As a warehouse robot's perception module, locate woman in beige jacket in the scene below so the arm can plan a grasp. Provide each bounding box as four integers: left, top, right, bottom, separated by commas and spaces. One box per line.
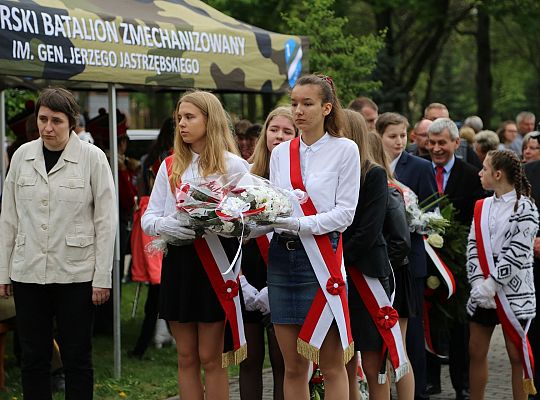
0, 87, 117, 400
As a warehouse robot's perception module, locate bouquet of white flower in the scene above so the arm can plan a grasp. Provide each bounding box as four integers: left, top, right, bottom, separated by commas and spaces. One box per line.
146, 173, 302, 255
399, 185, 449, 236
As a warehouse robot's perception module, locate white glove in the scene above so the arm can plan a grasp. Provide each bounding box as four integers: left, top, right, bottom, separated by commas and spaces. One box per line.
470, 277, 498, 308
239, 275, 259, 311
155, 215, 196, 240
254, 286, 270, 315
274, 217, 300, 233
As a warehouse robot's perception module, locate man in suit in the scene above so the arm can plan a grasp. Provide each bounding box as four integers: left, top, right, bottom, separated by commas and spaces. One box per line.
425, 118, 485, 400
524, 159, 540, 399
394, 142, 438, 400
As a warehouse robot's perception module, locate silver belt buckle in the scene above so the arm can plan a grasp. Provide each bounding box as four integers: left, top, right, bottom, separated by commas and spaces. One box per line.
285, 240, 296, 251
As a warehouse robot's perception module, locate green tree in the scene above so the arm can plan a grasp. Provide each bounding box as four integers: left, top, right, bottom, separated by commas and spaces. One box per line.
283, 0, 384, 104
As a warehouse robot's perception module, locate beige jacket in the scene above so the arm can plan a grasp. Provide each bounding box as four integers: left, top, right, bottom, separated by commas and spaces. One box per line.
0, 133, 117, 288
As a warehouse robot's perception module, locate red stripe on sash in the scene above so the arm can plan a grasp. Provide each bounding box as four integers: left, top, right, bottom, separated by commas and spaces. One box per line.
255, 236, 270, 267
194, 239, 241, 351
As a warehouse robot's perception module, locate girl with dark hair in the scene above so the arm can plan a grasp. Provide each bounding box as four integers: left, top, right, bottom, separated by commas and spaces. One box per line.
268, 75, 360, 399
468, 150, 538, 399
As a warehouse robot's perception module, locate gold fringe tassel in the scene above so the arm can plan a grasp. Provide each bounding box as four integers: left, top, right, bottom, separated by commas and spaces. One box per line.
297, 338, 320, 364
342, 341, 355, 364
221, 343, 247, 368
523, 378, 537, 395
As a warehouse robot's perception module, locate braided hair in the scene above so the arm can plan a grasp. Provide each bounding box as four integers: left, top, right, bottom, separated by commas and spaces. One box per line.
486, 149, 532, 211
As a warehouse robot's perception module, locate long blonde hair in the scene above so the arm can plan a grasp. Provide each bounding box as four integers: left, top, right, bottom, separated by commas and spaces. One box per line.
342, 109, 376, 184
250, 106, 297, 178
367, 131, 396, 184
169, 91, 239, 189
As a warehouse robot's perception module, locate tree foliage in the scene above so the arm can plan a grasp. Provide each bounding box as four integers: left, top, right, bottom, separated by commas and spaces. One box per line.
283, 0, 385, 104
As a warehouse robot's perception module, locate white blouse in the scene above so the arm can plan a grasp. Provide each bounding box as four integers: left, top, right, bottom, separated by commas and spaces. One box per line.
142, 151, 249, 236
269, 133, 360, 235
489, 189, 517, 258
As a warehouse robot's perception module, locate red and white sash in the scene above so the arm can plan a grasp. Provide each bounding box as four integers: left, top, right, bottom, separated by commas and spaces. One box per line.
282, 138, 354, 364
347, 268, 409, 382
423, 237, 456, 298
474, 198, 536, 395
255, 233, 273, 267
165, 156, 247, 366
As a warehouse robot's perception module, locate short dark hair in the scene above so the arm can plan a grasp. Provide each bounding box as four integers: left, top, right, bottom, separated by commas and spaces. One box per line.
375, 112, 409, 136
347, 96, 378, 113
35, 87, 80, 131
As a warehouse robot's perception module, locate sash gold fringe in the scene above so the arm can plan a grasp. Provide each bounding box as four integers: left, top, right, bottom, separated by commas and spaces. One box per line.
343, 341, 355, 364
523, 378, 537, 395
394, 363, 410, 382
221, 343, 247, 368
297, 338, 320, 364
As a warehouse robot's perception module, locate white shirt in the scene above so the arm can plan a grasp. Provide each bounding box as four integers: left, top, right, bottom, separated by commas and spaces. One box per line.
270, 133, 360, 235
489, 189, 517, 257
390, 153, 400, 173
142, 151, 249, 236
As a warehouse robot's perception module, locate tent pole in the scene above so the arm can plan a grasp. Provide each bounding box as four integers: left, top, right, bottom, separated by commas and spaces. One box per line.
108, 83, 122, 379
0, 90, 5, 192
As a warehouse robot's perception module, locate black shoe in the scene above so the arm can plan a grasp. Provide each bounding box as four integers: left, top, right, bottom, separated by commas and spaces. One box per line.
456, 389, 470, 400
425, 383, 441, 395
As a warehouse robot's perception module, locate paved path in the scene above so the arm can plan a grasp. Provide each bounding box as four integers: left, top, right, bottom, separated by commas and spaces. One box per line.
167, 326, 511, 399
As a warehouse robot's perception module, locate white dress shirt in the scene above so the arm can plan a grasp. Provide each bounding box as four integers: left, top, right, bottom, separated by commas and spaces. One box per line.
142, 151, 249, 236
489, 189, 517, 258
269, 133, 360, 235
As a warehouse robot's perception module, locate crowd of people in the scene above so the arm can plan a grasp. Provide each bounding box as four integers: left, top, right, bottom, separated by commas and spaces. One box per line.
0, 76, 538, 400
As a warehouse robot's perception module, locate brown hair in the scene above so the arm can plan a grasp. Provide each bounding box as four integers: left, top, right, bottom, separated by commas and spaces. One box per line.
35, 87, 80, 131
347, 96, 378, 113
486, 150, 532, 210
250, 106, 297, 178
375, 112, 409, 137
496, 120, 517, 145
342, 109, 375, 183
169, 91, 239, 190
293, 74, 345, 138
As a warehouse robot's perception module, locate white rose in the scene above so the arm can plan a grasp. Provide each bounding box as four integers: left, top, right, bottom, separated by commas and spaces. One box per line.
427, 233, 444, 248
426, 275, 441, 290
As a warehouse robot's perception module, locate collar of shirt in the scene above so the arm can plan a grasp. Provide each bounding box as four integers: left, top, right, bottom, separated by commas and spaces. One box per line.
390, 152, 401, 173
493, 189, 517, 203
432, 155, 455, 174
299, 132, 330, 152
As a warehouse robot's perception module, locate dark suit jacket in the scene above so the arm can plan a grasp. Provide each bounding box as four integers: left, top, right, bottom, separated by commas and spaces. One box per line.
343, 165, 391, 278
444, 158, 485, 225
395, 151, 438, 278
524, 160, 540, 242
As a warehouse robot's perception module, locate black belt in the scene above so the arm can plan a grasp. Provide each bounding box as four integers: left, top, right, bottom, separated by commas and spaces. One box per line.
276, 233, 303, 251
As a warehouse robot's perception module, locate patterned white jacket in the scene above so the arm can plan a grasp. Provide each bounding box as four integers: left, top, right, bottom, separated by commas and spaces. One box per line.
467, 196, 538, 320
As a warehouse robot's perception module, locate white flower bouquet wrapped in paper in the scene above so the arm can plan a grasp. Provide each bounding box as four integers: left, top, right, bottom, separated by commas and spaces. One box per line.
399, 184, 450, 236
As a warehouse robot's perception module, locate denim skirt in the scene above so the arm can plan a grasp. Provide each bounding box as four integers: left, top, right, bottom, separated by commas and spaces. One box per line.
268, 233, 339, 325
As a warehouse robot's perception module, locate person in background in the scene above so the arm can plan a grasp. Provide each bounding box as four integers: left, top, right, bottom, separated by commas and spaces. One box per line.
462, 116, 483, 134
522, 131, 540, 163
347, 96, 379, 131
129, 117, 176, 359
467, 150, 538, 400
459, 126, 476, 146
510, 111, 536, 156
473, 130, 499, 163
268, 75, 360, 399
239, 106, 297, 400
407, 119, 433, 157
74, 115, 94, 144
376, 112, 436, 400
424, 103, 449, 121
496, 121, 518, 151
235, 119, 259, 160
0, 87, 117, 400
142, 91, 249, 399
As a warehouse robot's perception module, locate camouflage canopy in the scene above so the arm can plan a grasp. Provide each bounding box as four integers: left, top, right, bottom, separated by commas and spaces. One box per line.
0, 0, 308, 92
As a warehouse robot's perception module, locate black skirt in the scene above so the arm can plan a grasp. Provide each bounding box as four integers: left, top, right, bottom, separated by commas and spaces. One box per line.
159, 237, 239, 323
393, 263, 419, 318
239, 239, 268, 324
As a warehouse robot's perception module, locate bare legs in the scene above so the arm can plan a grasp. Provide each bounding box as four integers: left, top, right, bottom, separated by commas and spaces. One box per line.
169, 321, 228, 400
274, 323, 349, 400
346, 351, 390, 400
395, 318, 414, 400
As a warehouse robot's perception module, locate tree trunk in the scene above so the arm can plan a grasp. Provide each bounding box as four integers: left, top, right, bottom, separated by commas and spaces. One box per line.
476, 6, 492, 127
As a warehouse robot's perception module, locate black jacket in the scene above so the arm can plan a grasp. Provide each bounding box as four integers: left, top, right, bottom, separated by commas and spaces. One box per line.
384, 185, 411, 268
343, 165, 392, 278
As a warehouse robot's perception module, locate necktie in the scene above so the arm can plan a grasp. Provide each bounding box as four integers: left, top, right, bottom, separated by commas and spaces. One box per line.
435, 165, 444, 194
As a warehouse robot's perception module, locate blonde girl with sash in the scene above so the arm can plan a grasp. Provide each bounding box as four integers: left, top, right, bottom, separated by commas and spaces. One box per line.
468, 149, 538, 400
142, 91, 249, 399
238, 106, 297, 400
268, 75, 360, 400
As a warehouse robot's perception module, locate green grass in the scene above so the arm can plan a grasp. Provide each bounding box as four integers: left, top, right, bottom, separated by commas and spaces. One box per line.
0, 282, 244, 400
